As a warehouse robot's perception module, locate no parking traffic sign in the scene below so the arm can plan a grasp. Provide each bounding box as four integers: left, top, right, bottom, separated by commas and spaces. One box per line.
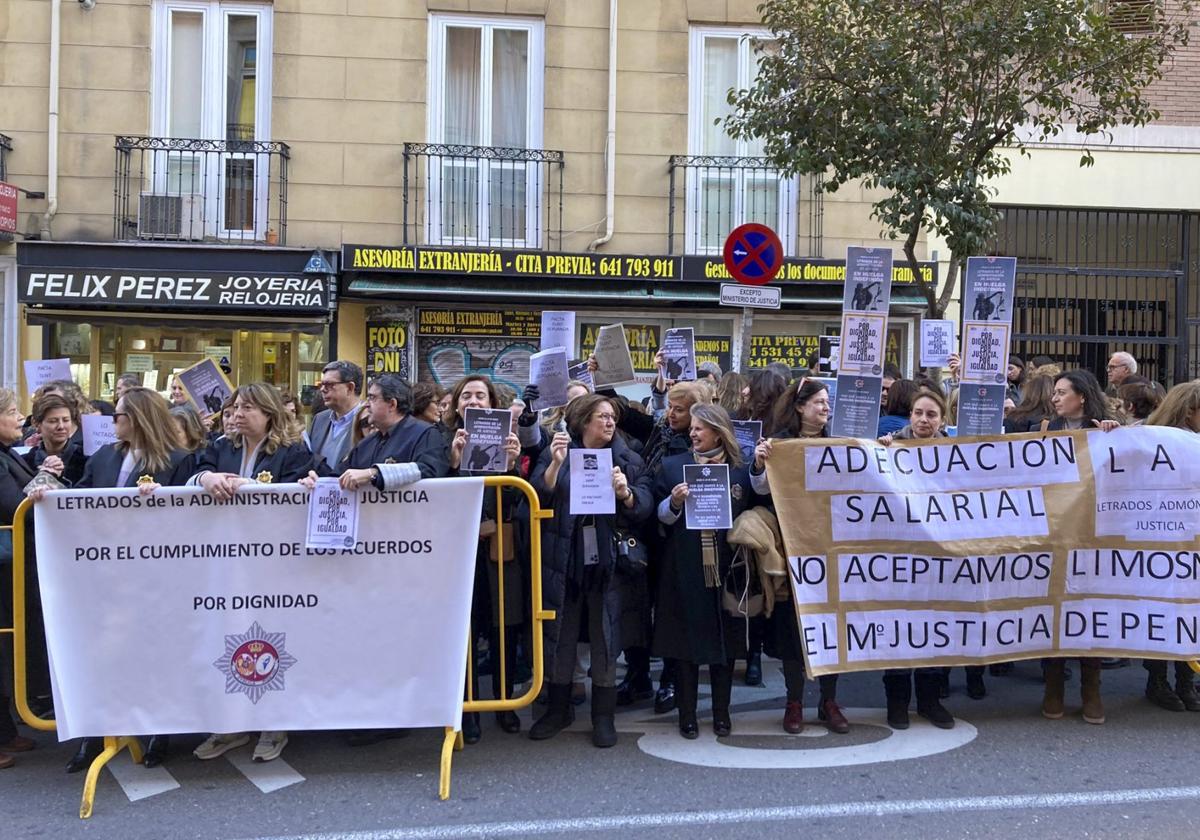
723, 223, 783, 286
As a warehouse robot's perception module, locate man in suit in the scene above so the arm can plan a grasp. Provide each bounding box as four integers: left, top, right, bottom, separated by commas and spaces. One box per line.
310, 360, 365, 473
335, 374, 449, 488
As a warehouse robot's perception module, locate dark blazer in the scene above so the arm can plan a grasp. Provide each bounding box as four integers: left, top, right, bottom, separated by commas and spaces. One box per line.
23, 432, 89, 486
310, 405, 362, 471
193, 436, 316, 484
0, 444, 37, 527
76, 443, 193, 489
341, 414, 449, 482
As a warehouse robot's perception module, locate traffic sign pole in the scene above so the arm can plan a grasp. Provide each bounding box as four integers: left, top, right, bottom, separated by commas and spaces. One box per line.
723, 224, 784, 373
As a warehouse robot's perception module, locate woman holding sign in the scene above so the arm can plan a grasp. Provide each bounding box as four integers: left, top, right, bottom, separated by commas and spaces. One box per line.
653, 404, 757, 739
1140, 381, 1200, 711
31, 387, 193, 771
1043, 369, 1121, 724
189, 383, 315, 765
877, 388, 964, 728
443, 375, 524, 742
530, 394, 653, 748
750, 378, 851, 735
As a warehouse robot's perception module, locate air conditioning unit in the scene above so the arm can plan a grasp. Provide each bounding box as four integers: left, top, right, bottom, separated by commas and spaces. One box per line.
137, 192, 206, 240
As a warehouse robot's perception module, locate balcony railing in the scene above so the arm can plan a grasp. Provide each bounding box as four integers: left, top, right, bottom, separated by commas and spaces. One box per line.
667, 155, 823, 257
0, 133, 12, 182
114, 135, 290, 245
402, 143, 564, 250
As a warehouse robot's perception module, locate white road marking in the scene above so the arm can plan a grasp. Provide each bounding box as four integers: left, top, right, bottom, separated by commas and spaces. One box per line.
635, 707, 978, 769
105, 758, 180, 802
225, 748, 306, 793
240, 785, 1200, 840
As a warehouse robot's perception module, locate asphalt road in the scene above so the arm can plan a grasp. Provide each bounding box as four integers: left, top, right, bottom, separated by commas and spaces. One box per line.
4, 659, 1200, 839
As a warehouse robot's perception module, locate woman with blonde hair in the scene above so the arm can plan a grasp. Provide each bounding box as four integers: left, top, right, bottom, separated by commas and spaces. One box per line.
653, 403, 758, 739
169, 405, 209, 456
349, 402, 375, 448
28, 386, 191, 772
189, 382, 315, 765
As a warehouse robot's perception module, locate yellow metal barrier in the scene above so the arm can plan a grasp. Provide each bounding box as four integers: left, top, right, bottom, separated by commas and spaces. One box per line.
5, 481, 551, 813
440, 474, 554, 800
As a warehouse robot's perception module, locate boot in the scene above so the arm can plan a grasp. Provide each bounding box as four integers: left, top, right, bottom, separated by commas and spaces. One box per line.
965, 666, 986, 700
1080, 659, 1105, 724
710, 664, 733, 736
143, 735, 170, 768
491, 630, 521, 733
616, 647, 654, 706
1042, 659, 1065, 719
654, 659, 677, 714
1146, 670, 1185, 712
529, 683, 575, 740
915, 670, 954, 729
883, 673, 912, 730
590, 686, 618, 748
744, 651, 762, 687
675, 663, 699, 739
1177, 669, 1200, 712
65, 738, 102, 774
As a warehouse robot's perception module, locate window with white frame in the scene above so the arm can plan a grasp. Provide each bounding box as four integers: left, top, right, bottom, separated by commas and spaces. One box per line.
687, 27, 796, 255
427, 14, 546, 247
150, 1, 273, 238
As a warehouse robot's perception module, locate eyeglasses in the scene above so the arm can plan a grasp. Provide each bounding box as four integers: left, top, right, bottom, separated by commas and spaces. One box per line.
113, 412, 128, 419
1106, 363, 1128, 371
317, 379, 348, 391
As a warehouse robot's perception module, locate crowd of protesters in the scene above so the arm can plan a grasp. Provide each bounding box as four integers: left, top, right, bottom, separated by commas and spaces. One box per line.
0, 344, 1198, 772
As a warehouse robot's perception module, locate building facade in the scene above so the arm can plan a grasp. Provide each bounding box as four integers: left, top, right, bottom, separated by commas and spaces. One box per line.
2, 0, 935, 408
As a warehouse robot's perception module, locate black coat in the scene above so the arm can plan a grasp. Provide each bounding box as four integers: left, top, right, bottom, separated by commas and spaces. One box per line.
23, 433, 89, 486
342, 414, 450, 481
532, 433, 653, 662
76, 444, 193, 489
651, 452, 756, 665
194, 436, 315, 484
0, 444, 37, 528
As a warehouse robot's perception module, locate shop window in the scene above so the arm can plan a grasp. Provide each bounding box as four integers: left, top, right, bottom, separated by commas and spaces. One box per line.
687, 28, 797, 254
427, 14, 546, 248
151, 1, 273, 238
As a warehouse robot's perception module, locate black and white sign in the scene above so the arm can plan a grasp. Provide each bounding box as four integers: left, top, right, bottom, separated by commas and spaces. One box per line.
829, 375, 883, 439
177, 358, 234, 420
660, 328, 697, 382
81, 414, 118, 457
920, 319, 956, 368
305, 478, 360, 550
461, 408, 512, 473
540, 311, 575, 352
591, 324, 637, 388
18, 270, 331, 312
719, 283, 781, 309
683, 463, 733, 530
529, 347, 571, 410
570, 448, 615, 515
732, 420, 762, 461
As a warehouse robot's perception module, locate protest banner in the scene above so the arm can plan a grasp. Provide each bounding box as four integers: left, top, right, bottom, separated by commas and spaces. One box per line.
33, 480, 484, 738
958, 257, 1017, 435
660, 328, 697, 381
24, 358, 72, 397
832, 247, 893, 438
461, 407, 512, 473
80, 414, 118, 456
764, 428, 1200, 676
529, 347, 571, 410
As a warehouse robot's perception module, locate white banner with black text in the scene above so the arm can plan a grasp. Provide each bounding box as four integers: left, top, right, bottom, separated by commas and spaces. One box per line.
34, 481, 484, 739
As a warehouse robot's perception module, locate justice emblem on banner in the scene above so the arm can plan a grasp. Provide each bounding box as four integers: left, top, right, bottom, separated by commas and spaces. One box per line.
215, 622, 298, 704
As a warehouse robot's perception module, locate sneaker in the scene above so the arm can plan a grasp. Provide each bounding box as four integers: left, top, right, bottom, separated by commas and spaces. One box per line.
252, 731, 289, 762
193, 733, 250, 760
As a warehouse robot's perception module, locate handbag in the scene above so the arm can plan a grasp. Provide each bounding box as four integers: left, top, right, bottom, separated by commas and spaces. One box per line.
722, 546, 765, 619
612, 529, 648, 576
488, 523, 516, 563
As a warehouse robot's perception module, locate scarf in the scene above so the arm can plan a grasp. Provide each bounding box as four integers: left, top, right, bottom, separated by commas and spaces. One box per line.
695, 446, 727, 588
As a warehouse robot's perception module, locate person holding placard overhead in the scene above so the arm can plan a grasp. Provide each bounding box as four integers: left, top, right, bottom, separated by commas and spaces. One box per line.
1043, 369, 1121, 725
653, 403, 758, 739
750, 378, 851, 735
442, 375, 524, 743
529, 394, 653, 748
27, 386, 192, 772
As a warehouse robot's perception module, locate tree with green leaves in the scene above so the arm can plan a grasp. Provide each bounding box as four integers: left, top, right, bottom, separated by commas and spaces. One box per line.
726, 0, 1192, 325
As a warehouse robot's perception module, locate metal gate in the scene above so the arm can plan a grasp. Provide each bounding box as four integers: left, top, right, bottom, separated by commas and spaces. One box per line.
989, 205, 1195, 384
